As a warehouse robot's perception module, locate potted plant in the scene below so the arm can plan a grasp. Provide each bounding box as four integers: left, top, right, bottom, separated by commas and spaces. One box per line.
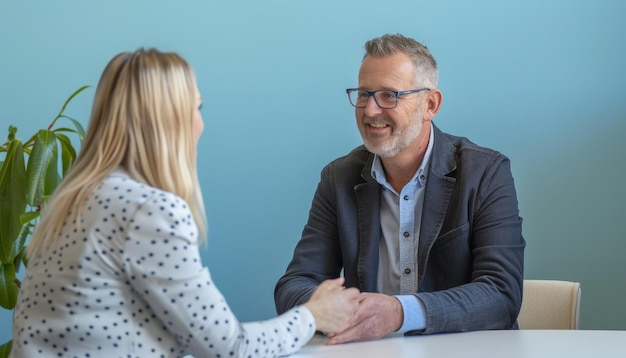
0, 85, 90, 356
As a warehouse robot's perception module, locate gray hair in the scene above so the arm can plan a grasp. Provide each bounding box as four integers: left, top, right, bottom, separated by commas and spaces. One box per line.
363, 33, 438, 88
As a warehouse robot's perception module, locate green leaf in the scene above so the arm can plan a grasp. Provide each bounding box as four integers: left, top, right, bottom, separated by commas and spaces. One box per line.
18, 211, 39, 227
13, 215, 35, 262
44, 142, 60, 197
7, 126, 17, 142
12, 242, 27, 278
56, 132, 77, 175
0, 263, 18, 309
49, 127, 76, 134
25, 130, 58, 206
56, 116, 86, 143
0, 139, 26, 263
0, 339, 12, 358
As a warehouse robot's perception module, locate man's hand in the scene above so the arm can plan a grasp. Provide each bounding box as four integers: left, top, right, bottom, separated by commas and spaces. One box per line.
326, 292, 403, 345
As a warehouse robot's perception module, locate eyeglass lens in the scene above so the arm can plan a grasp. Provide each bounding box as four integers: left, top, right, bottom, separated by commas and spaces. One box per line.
349, 90, 399, 109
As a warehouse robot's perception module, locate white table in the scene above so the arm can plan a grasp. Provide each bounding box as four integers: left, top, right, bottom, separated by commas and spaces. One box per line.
290, 330, 626, 358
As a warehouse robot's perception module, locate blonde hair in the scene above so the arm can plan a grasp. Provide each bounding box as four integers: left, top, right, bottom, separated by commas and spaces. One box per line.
28, 48, 207, 257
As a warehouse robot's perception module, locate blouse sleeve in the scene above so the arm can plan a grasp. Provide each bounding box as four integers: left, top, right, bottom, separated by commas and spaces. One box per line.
123, 191, 316, 357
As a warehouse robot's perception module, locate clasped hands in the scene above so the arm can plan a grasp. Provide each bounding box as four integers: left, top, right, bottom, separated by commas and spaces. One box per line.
305, 278, 403, 345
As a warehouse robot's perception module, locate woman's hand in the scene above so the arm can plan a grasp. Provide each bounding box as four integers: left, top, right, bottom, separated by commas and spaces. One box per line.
304, 277, 360, 334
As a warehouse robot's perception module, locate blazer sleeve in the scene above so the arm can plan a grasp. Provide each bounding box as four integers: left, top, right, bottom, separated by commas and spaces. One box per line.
274, 162, 345, 315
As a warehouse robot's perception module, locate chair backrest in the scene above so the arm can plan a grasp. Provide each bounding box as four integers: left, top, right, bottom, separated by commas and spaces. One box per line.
517, 279, 581, 329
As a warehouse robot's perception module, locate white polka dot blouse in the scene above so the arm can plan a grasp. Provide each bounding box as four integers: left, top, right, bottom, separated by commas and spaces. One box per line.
11, 169, 315, 358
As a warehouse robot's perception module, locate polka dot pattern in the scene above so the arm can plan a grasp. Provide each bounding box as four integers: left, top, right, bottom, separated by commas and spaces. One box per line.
11, 169, 315, 357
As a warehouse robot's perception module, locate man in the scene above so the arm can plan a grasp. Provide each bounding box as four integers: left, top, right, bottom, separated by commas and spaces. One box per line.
274, 33, 525, 344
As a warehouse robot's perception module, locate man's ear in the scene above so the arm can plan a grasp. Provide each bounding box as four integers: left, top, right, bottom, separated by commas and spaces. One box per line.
424, 89, 443, 121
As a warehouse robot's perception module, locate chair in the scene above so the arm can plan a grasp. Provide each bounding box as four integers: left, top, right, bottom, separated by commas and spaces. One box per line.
517, 279, 581, 329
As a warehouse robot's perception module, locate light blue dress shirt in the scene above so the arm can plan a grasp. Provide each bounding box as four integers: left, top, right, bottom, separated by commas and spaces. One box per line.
371, 123, 434, 333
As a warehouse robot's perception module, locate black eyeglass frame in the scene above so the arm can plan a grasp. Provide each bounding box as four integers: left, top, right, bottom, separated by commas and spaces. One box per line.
345, 88, 431, 109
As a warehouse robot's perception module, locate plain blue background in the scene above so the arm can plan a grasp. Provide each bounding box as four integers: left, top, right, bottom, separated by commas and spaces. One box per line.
1, 0, 625, 344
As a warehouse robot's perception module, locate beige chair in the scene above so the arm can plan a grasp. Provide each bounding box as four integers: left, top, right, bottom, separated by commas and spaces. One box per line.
517, 279, 581, 329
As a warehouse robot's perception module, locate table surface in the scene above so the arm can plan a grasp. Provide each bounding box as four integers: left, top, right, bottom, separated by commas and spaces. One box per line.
289, 330, 626, 358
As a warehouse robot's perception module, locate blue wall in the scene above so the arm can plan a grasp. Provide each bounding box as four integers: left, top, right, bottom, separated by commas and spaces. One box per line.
1, 0, 625, 343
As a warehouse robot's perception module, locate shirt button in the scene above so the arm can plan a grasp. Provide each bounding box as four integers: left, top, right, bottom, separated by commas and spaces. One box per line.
403, 231, 410, 238
403, 195, 409, 200
404, 268, 412, 275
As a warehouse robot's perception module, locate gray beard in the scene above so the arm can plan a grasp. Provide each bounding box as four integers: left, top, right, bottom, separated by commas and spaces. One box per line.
362, 114, 423, 158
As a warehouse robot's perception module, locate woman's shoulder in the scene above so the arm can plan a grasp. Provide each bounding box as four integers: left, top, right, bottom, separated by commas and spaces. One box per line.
96, 169, 185, 212
97, 170, 198, 239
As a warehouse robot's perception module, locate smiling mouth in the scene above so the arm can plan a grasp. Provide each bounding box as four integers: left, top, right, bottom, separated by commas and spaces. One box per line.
368, 122, 388, 128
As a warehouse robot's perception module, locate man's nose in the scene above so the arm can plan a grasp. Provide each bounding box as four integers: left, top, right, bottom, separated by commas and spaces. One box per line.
363, 95, 383, 116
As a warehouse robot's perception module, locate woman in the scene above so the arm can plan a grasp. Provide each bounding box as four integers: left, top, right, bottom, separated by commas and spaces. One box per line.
10, 48, 359, 358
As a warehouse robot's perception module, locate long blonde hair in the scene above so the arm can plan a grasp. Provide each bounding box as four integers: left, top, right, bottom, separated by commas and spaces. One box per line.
28, 48, 207, 257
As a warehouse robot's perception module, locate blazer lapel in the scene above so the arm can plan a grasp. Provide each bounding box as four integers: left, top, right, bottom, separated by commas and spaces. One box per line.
354, 154, 381, 292
418, 125, 457, 282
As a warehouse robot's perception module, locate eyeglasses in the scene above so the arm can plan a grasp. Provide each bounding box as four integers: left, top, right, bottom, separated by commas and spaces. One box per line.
346, 88, 430, 109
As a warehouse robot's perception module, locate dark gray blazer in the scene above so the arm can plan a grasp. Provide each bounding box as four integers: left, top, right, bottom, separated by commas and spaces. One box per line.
275, 123, 525, 334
